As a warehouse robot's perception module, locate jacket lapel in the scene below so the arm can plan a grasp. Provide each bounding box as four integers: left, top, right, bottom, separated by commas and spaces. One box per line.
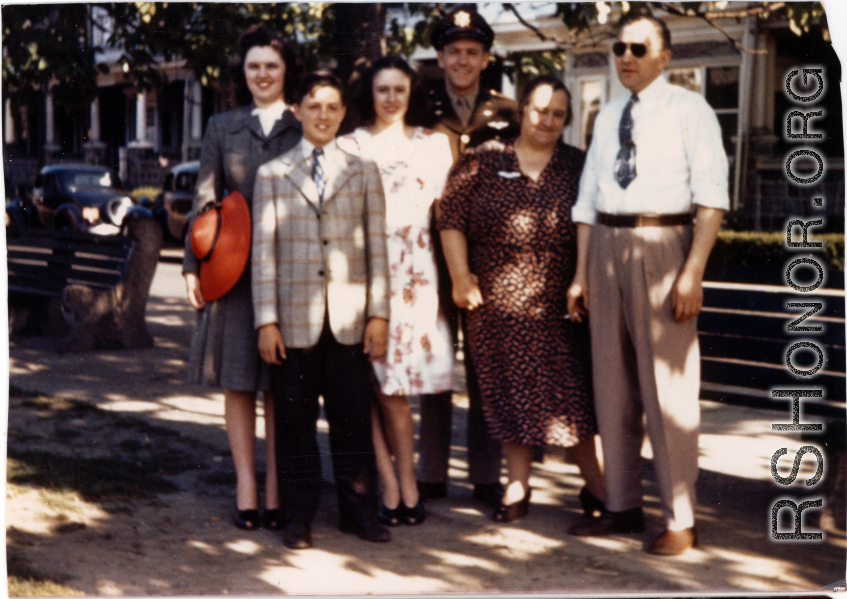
266, 110, 300, 141
321, 147, 355, 208
283, 142, 321, 213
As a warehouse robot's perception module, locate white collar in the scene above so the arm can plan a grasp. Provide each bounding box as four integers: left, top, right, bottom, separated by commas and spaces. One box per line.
632, 75, 668, 104
251, 100, 286, 136
302, 138, 338, 163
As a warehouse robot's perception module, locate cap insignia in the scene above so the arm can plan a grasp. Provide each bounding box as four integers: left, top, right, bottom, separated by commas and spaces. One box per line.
454, 11, 471, 27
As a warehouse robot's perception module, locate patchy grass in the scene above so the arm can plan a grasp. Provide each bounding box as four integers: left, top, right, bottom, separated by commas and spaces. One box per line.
7, 450, 179, 502
7, 554, 83, 597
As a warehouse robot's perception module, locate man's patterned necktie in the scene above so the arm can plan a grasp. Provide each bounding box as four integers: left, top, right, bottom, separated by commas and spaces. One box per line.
614, 94, 639, 189
312, 147, 326, 205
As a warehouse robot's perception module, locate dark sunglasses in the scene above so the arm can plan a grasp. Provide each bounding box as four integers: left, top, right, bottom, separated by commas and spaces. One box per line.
612, 42, 648, 58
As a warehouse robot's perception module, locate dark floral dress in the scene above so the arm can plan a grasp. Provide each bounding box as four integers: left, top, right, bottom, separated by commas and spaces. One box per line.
438, 139, 596, 448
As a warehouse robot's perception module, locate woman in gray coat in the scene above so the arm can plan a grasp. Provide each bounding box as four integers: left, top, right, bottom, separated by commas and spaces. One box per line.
183, 26, 302, 531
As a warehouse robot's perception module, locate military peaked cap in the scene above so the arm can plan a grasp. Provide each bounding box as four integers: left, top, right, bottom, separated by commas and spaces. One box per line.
431, 8, 494, 51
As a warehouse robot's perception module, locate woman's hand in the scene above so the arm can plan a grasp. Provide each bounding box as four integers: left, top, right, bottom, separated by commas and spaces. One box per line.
566, 275, 589, 323
453, 272, 484, 310
258, 324, 286, 365
363, 318, 388, 360
184, 273, 206, 310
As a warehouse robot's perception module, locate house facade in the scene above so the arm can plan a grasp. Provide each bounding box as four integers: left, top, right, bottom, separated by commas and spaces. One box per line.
4, 4, 842, 231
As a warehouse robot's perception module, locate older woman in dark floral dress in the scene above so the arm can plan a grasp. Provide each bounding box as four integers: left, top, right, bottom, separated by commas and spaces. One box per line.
438, 76, 604, 523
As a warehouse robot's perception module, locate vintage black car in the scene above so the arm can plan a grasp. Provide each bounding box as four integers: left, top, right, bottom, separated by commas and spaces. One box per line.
160, 160, 199, 241
21, 164, 136, 235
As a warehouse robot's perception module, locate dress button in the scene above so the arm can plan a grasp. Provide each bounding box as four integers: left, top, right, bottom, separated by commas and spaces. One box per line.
460, 134, 470, 144
318, 270, 325, 276
262, 142, 269, 151
323, 239, 329, 245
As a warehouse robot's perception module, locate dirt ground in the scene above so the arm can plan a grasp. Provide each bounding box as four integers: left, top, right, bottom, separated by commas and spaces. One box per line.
5, 258, 847, 596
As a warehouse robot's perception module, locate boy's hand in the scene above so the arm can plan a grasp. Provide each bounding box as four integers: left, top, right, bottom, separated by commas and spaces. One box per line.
363, 318, 388, 360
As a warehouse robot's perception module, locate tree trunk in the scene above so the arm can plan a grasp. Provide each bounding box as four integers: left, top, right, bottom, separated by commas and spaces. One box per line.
332, 2, 386, 133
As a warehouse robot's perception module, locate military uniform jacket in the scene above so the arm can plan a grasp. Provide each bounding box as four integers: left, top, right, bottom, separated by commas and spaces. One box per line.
251, 141, 390, 349
424, 80, 520, 163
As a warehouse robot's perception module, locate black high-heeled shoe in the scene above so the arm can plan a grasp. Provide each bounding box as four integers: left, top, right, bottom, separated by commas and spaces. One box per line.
402, 500, 426, 526
493, 489, 532, 523
234, 509, 260, 531
579, 487, 606, 518
377, 503, 404, 527
262, 509, 282, 531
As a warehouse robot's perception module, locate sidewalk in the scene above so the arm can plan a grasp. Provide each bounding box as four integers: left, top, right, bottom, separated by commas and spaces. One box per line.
6, 260, 846, 596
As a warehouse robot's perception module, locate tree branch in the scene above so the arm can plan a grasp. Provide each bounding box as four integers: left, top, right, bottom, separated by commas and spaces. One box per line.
503, 3, 573, 48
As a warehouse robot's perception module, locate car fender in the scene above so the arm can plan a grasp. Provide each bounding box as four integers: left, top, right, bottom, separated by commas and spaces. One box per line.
55, 203, 84, 231
5, 199, 32, 231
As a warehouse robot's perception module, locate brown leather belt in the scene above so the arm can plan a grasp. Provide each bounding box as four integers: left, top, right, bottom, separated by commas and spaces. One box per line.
596, 211, 693, 228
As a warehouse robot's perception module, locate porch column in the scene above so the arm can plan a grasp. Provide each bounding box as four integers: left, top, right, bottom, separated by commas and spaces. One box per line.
5, 98, 15, 145
84, 93, 108, 166
129, 91, 152, 147
90, 96, 101, 142
43, 85, 60, 157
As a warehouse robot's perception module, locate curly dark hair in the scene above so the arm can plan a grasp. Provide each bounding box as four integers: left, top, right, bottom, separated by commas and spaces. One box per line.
294, 71, 347, 106
355, 55, 430, 127
518, 75, 573, 127
232, 25, 302, 107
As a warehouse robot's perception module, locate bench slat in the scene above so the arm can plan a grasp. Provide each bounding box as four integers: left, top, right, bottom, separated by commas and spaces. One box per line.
8, 263, 124, 287
698, 311, 845, 347
701, 358, 846, 401
699, 333, 846, 373
703, 288, 845, 319
8, 250, 127, 273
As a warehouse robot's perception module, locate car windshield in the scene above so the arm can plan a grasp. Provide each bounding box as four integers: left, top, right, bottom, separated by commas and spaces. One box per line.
62, 171, 116, 192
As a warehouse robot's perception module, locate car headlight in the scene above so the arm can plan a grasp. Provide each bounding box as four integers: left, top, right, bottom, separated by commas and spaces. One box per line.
106, 197, 133, 225
82, 206, 100, 223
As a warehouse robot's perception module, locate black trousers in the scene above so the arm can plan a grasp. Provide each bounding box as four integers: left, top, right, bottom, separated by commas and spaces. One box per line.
270, 322, 379, 525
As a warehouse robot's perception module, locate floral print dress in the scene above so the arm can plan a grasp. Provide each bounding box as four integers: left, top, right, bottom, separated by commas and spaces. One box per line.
342, 127, 455, 396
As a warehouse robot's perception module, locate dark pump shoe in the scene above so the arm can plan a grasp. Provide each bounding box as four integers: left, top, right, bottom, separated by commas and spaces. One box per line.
339, 518, 392, 543
234, 509, 260, 531
648, 527, 698, 555
417, 480, 447, 501
281, 522, 312, 549
473, 482, 505, 508
568, 507, 645, 536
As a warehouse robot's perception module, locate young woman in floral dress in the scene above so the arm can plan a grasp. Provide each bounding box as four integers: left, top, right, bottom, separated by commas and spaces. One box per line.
341, 55, 454, 526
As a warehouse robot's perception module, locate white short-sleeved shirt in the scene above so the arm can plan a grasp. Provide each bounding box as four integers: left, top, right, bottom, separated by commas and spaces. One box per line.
572, 75, 730, 225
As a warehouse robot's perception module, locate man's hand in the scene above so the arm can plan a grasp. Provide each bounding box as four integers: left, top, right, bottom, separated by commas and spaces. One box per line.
671, 206, 724, 322
452, 272, 484, 310
258, 324, 286, 364
363, 318, 388, 360
671, 267, 704, 322
184, 273, 206, 310
566, 275, 589, 323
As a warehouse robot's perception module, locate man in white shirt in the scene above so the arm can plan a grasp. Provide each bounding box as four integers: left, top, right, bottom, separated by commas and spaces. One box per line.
566, 14, 728, 556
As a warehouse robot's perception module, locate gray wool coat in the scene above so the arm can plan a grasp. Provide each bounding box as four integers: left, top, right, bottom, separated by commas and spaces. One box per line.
184, 106, 302, 392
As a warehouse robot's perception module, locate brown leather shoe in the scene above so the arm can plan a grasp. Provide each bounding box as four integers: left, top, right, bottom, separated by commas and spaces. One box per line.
281, 522, 312, 550
568, 507, 645, 536
647, 527, 698, 555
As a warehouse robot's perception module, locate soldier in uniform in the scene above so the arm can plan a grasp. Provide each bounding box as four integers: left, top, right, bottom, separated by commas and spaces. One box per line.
418, 7, 521, 508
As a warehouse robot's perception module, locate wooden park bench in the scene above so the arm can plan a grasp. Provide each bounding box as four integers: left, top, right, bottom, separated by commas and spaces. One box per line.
7, 214, 163, 352
699, 265, 845, 418
699, 265, 845, 530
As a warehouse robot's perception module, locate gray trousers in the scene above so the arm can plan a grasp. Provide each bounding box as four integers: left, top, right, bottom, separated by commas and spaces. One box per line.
417, 315, 502, 486
587, 223, 700, 531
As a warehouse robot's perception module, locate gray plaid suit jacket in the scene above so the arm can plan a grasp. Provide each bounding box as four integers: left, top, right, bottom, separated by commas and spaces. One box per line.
252, 141, 390, 348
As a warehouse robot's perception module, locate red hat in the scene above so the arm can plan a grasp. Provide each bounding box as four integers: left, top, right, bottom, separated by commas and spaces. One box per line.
190, 191, 251, 302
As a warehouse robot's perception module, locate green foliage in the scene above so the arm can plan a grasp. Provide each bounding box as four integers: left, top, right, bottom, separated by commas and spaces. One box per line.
1, 2, 833, 106
106, 3, 330, 92
709, 230, 844, 270
2, 4, 104, 111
